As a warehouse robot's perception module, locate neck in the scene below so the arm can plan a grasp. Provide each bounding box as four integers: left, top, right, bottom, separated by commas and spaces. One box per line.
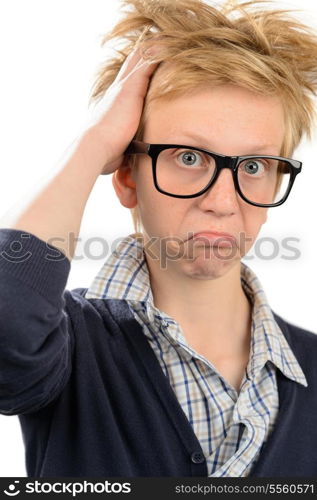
145, 254, 252, 357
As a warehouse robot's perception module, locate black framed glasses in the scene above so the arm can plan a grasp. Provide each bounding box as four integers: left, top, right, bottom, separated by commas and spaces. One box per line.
124, 140, 302, 207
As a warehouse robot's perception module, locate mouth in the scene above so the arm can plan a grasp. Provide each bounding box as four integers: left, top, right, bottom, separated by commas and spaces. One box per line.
188, 231, 237, 247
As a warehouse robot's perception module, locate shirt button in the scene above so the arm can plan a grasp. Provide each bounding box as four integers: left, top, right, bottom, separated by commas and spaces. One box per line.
191, 451, 205, 464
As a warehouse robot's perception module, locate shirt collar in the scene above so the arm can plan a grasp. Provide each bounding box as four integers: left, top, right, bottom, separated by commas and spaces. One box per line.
86, 233, 152, 303
86, 232, 307, 388
240, 264, 307, 387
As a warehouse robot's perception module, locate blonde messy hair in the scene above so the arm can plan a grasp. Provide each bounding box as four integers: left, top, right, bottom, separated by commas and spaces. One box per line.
89, 0, 317, 233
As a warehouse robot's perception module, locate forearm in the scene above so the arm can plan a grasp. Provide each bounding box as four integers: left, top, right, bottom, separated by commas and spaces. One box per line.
0, 227, 72, 415
8, 127, 107, 261
2, 45, 159, 262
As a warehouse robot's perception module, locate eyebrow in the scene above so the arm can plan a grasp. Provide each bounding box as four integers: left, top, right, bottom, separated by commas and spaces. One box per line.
173, 131, 280, 155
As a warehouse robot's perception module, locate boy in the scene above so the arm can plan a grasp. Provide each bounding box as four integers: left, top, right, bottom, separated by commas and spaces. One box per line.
0, 0, 317, 477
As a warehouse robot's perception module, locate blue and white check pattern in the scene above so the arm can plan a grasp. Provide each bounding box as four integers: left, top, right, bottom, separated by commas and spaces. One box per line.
85, 233, 307, 477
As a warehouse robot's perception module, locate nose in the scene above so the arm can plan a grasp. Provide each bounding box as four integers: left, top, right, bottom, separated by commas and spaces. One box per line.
197, 167, 240, 214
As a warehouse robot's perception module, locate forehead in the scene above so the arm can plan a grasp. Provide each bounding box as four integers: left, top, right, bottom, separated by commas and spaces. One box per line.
143, 83, 285, 155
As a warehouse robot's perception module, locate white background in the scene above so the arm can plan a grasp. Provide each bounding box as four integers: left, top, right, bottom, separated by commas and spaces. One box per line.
0, 0, 316, 477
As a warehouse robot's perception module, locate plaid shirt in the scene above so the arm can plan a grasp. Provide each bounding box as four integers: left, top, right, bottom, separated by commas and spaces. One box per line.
86, 233, 307, 477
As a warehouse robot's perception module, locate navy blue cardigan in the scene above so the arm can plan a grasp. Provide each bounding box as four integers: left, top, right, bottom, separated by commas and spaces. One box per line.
0, 228, 316, 477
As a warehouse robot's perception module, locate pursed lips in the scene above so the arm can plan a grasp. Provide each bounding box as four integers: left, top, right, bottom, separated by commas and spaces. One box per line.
188, 231, 238, 247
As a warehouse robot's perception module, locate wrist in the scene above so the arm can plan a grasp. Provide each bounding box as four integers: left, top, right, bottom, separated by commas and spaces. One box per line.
76, 125, 114, 176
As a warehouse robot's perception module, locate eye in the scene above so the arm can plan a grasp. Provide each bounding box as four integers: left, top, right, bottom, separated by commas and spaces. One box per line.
240, 159, 267, 176
176, 150, 204, 167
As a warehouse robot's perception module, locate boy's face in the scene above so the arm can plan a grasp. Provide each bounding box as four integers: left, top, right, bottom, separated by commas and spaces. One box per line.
117, 83, 286, 279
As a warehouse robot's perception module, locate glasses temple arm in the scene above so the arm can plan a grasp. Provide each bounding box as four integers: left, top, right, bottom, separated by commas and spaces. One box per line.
124, 140, 149, 155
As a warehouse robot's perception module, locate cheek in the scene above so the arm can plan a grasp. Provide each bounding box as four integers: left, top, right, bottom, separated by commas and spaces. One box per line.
139, 194, 183, 238
133, 165, 165, 235
240, 207, 268, 254
134, 166, 185, 237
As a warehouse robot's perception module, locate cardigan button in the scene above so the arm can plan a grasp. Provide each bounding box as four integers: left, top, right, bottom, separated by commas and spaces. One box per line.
191, 451, 205, 464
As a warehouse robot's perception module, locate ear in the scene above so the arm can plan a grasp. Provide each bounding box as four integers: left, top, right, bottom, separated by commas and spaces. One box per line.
112, 158, 137, 209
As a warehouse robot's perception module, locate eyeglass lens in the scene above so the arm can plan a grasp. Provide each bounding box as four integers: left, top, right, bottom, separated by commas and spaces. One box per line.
155, 147, 292, 204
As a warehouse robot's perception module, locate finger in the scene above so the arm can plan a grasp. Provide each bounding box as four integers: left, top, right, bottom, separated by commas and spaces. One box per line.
115, 48, 143, 81
122, 57, 159, 83
116, 44, 162, 83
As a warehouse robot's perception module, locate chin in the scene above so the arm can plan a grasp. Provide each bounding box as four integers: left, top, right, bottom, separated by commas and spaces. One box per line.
181, 248, 239, 279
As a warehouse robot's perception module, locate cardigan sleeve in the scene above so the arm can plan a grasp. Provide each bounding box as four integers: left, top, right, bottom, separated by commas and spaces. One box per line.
0, 228, 73, 415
